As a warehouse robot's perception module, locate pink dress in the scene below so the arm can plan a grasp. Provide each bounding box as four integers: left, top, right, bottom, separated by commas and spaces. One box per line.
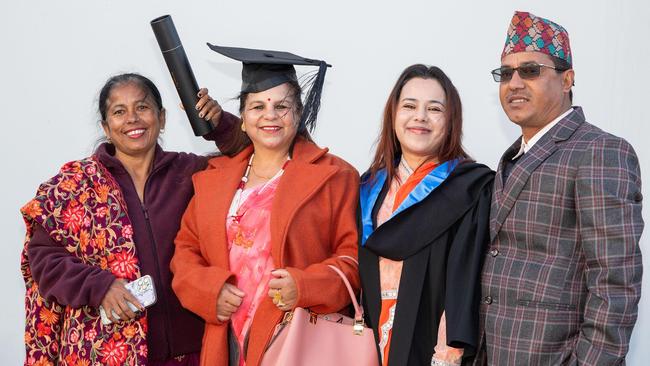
226, 173, 283, 366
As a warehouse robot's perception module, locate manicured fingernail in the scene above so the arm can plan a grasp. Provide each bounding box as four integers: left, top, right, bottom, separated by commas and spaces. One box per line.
199, 113, 204, 118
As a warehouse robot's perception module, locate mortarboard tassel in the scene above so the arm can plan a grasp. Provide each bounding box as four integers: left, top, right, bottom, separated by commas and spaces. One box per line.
299, 61, 328, 133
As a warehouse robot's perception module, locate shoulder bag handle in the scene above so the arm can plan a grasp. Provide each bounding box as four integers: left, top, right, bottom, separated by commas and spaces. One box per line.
327, 263, 363, 323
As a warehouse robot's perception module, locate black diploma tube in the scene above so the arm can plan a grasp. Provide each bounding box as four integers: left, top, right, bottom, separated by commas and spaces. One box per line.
151, 15, 213, 136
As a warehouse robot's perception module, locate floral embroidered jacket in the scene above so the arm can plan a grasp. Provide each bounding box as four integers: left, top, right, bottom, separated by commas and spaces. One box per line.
21, 157, 148, 366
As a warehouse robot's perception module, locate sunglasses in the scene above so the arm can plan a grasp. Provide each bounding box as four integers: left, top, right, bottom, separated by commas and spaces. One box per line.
491, 63, 566, 82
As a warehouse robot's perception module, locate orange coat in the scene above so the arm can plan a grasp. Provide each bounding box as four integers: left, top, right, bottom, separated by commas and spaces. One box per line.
171, 139, 361, 366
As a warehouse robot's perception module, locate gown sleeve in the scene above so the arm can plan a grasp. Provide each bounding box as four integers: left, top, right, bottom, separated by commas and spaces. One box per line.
432, 311, 463, 365
203, 111, 244, 156
443, 182, 492, 355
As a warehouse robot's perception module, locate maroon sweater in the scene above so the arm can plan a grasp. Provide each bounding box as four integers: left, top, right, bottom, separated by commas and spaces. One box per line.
28, 113, 238, 361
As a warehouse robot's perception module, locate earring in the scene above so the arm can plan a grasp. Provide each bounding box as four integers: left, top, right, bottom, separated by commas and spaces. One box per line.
106, 136, 112, 144
160, 128, 165, 134
241, 122, 246, 132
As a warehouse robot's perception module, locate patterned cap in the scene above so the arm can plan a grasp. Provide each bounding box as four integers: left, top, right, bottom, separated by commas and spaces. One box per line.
502, 11, 572, 66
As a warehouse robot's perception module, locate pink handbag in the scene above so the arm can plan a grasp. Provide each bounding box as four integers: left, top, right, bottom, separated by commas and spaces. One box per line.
260, 263, 379, 366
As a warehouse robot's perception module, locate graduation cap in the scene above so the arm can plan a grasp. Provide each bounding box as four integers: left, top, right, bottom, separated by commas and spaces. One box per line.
207, 43, 330, 133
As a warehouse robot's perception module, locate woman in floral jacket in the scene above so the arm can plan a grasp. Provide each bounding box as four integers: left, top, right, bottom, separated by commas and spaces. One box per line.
20, 73, 236, 365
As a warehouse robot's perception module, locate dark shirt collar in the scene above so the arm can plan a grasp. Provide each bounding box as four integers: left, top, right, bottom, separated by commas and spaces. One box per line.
94, 143, 173, 175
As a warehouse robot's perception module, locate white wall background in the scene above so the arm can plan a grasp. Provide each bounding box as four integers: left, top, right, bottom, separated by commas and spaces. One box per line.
1, 1, 648, 364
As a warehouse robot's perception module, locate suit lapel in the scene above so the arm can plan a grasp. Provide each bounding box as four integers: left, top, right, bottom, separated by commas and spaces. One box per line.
491, 138, 557, 240
491, 108, 586, 240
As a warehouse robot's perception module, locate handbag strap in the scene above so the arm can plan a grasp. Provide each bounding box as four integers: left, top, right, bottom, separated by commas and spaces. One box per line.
327, 264, 363, 322
337, 255, 365, 309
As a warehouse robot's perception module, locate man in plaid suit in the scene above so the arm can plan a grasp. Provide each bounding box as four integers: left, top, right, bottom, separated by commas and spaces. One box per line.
476, 11, 644, 365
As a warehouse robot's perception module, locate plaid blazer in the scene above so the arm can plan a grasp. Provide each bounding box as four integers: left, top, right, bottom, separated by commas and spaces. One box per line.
476, 107, 644, 365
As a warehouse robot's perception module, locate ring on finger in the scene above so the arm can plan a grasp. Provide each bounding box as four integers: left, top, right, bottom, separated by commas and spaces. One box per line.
111, 310, 121, 320
273, 289, 285, 307
272, 289, 281, 303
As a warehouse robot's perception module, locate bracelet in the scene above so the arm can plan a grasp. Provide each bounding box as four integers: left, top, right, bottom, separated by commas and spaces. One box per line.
431, 358, 460, 366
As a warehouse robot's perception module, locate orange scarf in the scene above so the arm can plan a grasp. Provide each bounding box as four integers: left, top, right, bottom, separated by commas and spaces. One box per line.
392, 160, 439, 212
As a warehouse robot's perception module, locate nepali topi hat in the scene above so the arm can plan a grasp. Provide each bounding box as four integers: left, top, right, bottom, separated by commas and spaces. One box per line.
501, 11, 572, 66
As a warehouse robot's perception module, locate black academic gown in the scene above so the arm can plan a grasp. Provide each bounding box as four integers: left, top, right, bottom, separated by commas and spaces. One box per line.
359, 162, 494, 366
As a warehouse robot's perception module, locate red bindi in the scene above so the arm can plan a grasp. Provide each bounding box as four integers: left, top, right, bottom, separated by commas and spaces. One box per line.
267, 98, 271, 101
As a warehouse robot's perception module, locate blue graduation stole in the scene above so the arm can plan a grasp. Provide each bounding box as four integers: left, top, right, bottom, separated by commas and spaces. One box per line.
359, 159, 459, 246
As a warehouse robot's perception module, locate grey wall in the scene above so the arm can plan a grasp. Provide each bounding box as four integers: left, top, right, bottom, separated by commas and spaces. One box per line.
1, 1, 648, 364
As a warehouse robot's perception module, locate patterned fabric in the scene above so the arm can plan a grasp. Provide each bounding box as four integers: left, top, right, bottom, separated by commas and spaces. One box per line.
150, 352, 200, 366
502, 11, 572, 65
226, 174, 283, 366
21, 157, 148, 366
477, 107, 644, 365
376, 164, 403, 365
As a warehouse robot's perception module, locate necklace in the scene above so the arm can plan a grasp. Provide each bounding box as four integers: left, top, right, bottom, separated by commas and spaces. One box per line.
227, 155, 253, 220
251, 154, 290, 180
251, 165, 275, 180
227, 153, 289, 249
227, 153, 290, 219
399, 157, 414, 177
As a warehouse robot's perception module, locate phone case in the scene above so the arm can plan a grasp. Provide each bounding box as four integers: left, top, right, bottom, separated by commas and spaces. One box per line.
100, 275, 157, 325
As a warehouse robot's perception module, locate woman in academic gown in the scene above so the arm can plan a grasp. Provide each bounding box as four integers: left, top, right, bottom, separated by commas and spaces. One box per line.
170, 45, 360, 366
358, 65, 494, 366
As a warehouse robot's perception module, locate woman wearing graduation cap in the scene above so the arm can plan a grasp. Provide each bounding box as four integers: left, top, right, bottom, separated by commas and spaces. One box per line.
358, 65, 494, 365
170, 45, 360, 366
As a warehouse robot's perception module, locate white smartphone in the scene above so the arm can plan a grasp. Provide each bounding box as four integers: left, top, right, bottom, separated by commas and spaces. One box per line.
99, 275, 157, 325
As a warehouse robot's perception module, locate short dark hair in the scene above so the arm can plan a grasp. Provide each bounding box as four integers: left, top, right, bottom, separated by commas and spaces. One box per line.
551, 56, 573, 102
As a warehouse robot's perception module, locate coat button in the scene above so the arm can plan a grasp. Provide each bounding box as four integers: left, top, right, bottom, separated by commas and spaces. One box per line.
483, 296, 493, 304
489, 249, 499, 257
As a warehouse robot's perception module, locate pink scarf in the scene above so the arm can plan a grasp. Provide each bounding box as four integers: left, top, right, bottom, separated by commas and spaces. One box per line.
226, 176, 281, 365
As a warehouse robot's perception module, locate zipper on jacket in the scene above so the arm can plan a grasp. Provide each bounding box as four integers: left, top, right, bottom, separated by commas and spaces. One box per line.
141, 200, 175, 359
115, 157, 176, 360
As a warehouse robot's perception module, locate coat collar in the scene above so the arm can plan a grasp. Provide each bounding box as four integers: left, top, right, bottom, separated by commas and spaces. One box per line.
94, 143, 174, 176
491, 106, 586, 240
206, 137, 329, 169
202, 138, 338, 267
